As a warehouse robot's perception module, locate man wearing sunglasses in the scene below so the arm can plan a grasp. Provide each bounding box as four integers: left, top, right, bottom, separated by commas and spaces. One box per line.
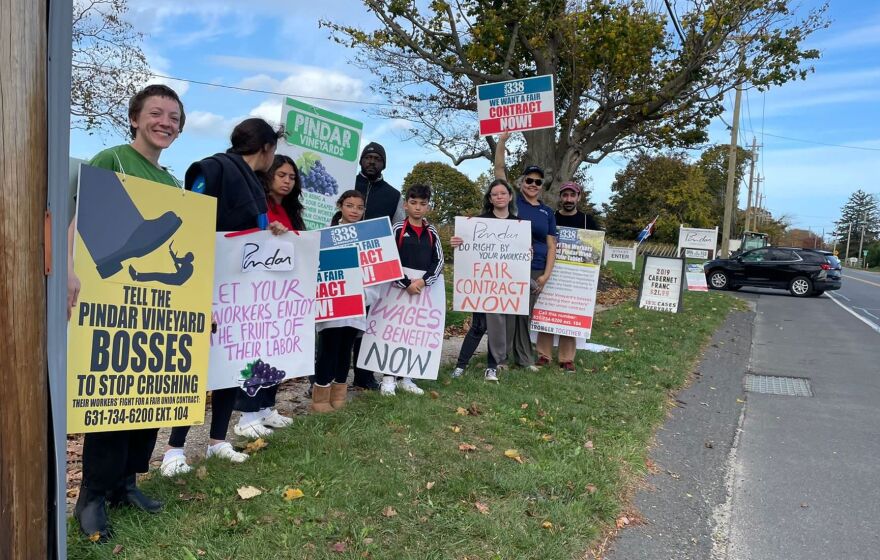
493, 132, 556, 370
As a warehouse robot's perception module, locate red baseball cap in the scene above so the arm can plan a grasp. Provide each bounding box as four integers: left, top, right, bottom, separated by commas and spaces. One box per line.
559, 182, 581, 194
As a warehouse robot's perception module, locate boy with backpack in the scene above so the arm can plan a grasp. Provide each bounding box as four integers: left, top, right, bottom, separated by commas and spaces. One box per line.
381, 184, 444, 395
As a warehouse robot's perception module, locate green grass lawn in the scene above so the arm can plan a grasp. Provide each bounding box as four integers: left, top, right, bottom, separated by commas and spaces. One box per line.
68, 291, 738, 560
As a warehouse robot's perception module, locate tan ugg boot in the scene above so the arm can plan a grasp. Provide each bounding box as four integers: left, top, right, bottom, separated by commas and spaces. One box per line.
330, 382, 348, 410
310, 384, 334, 413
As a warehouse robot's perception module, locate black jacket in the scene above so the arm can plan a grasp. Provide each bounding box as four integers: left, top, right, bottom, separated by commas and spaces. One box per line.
392, 219, 444, 288
186, 152, 268, 232
355, 173, 404, 223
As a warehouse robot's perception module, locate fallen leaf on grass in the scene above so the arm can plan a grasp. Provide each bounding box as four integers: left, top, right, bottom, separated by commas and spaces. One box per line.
450, 425, 461, 433
363, 537, 374, 545
584, 440, 595, 450
541, 434, 554, 442
651, 365, 661, 372
88, 532, 102, 543
195, 466, 208, 480
520, 403, 529, 409
504, 449, 524, 464
112, 544, 124, 554
455, 407, 468, 416
474, 501, 489, 514
542, 521, 553, 529
429, 390, 439, 399
382, 506, 398, 517
331, 541, 347, 553
244, 438, 268, 454
585, 484, 597, 494
196, 550, 206, 557
625, 328, 635, 335
426, 481, 435, 490
458, 443, 477, 452
282, 488, 304, 501
237, 485, 262, 500
468, 402, 482, 416
616, 516, 630, 528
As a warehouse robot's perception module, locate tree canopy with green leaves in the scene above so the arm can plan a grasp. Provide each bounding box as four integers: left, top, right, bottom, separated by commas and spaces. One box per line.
833, 190, 879, 259
323, 0, 827, 202
603, 152, 714, 242
402, 161, 482, 224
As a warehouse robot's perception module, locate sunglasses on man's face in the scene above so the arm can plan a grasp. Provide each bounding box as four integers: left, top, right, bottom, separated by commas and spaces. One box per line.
524, 177, 543, 187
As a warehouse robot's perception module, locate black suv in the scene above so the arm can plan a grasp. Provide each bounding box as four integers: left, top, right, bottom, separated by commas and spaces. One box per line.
704, 247, 841, 297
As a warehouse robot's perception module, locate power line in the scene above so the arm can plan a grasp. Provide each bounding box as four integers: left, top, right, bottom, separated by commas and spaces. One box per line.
760, 132, 880, 152
148, 72, 395, 107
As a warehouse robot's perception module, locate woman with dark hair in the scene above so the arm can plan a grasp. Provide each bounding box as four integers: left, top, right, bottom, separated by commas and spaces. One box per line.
449, 178, 519, 382
160, 118, 287, 477
262, 154, 305, 231
494, 132, 556, 370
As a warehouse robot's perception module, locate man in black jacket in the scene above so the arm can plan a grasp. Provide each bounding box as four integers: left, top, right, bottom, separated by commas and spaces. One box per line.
351, 142, 404, 389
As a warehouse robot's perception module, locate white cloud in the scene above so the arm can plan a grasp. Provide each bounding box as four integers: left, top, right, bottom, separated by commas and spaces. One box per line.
183, 110, 235, 137
248, 100, 284, 128
234, 67, 367, 104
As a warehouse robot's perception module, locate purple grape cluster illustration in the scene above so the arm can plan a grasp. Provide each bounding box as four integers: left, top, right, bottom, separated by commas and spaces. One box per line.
296, 152, 339, 196
240, 359, 286, 396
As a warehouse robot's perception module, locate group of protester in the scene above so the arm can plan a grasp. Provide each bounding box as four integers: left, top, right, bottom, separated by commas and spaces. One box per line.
67, 85, 599, 542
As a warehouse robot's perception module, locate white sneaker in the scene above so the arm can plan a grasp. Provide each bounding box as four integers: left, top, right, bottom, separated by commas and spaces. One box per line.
206, 442, 248, 463
261, 409, 293, 428
484, 368, 499, 382
451, 367, 464, 379
380, 379, 397, 396
233, 420, 274, 439
160, 454, 192, 477
397, 378, 424, 395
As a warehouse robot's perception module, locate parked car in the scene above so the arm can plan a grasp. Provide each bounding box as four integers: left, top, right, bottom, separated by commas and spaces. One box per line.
816, 250, 843, 284
703, 247, 841, 297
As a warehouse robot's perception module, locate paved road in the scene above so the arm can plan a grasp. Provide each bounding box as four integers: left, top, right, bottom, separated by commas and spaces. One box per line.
605, 285, 880, 560
829, 268, 880, 331
723, 287, 880, 559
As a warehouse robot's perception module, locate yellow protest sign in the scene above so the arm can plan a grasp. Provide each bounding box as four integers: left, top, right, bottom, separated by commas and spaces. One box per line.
67, 164, 216, 433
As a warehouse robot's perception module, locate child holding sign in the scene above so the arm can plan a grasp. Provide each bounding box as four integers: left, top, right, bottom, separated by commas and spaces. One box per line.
312, 190, 371, 411
450, 178, 518, 382
380, 184, 444, 396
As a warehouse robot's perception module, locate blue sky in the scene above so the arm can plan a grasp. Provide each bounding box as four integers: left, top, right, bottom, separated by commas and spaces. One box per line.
70, 0, 880, 239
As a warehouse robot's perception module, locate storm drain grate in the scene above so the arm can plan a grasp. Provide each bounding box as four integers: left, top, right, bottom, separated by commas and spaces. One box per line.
743, 374, 812, 397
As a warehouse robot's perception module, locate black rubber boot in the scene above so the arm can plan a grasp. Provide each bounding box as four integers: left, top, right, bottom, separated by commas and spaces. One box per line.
108, 474, 163, 514
77, 165, 182, 279
74, 486, 111, 542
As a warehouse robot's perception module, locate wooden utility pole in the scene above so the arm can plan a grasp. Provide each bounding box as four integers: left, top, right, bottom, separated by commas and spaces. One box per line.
745, 138, 758, 232
0, 0, 49, 558
720, 81, 744, 257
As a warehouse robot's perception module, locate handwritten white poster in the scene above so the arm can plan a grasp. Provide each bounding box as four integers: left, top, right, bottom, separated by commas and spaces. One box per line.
209, 230, 320, 391
452, 216, 531, 315
356, 268, 446, 380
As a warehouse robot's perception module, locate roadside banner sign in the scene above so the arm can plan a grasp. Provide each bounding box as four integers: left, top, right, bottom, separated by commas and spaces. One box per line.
677, 225, 719, 259
452, 216, 532, 315
356, 268, 446, 380
531, 227, 605, 339
477, 75, 555, 136
685, 263, 709, 292
603, 241, 637, 269
278, 97, 363, 230
208, 230, 320, 391
318, 217, 403, 286
637, 254, 686, 313
67, 164, 216, 433
315, 246, 365, 322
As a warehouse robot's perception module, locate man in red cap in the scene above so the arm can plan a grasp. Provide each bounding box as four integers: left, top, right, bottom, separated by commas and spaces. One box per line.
536, 181, 601, 371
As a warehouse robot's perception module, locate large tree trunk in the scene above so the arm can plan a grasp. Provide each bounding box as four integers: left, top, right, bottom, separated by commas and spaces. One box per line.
0, 0, 49, 557
522, 128, 581, 209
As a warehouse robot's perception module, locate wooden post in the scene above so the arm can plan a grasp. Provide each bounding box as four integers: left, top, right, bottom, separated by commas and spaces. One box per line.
0, 0, 49, 557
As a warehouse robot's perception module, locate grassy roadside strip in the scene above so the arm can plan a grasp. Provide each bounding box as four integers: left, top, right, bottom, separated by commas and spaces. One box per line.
68, 291, 737, 560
